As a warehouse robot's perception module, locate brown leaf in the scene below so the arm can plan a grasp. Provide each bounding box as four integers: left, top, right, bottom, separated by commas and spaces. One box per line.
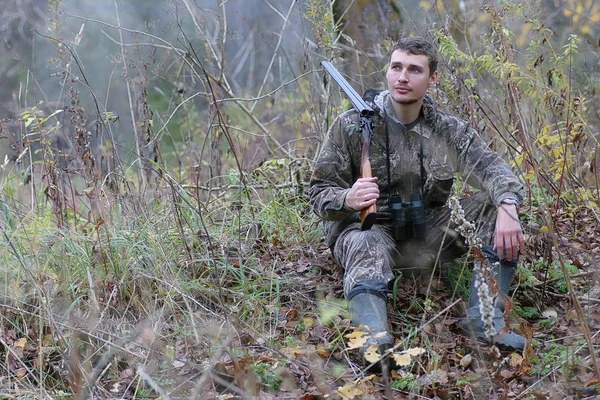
119, 368, 135, 379
297, 257, 311, 273
509, 353, 523, 369
585, 374, 600, 387
460, 354, 472, 368
14, 337, 26, 349
500, 369, 514, 379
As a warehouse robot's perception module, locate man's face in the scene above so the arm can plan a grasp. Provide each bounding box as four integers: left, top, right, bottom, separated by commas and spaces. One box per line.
386, 50, 437, 105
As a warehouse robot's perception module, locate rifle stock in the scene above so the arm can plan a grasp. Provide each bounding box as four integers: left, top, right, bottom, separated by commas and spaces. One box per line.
321, 61, 376, 230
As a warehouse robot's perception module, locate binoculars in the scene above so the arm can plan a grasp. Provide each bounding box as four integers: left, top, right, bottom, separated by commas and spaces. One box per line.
390, 193, 427, 242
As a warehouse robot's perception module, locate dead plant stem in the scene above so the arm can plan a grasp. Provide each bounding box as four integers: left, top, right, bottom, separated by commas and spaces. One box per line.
113, 0, 146, 190
250, 0, 296, 112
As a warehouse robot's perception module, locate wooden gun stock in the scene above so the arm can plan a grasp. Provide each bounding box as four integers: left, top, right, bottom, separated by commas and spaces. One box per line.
360, 133, 377, 230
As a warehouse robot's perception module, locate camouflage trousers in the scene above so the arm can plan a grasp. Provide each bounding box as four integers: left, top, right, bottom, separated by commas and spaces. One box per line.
332, 192, 500, 299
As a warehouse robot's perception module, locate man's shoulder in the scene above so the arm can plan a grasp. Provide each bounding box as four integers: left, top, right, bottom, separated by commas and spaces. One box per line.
333, 108, 361, 127
422, 103, 470, 132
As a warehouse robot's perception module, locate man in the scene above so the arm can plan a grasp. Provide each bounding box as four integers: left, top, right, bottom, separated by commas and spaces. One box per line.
310, 37, 526, 369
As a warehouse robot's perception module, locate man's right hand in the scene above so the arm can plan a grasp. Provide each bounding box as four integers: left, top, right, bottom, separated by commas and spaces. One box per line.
345, 177, 379, 210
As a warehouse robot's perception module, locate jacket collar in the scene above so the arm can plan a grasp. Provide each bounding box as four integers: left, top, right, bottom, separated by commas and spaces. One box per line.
371, 90, 437, 138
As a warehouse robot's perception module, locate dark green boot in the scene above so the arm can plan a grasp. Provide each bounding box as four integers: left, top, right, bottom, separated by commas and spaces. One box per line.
349, 293, 394, 371
460, 260, 526, 351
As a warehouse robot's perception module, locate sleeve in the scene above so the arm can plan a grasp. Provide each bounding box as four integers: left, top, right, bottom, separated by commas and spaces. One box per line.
451, 120, 524, 208
309, 112, 359, 221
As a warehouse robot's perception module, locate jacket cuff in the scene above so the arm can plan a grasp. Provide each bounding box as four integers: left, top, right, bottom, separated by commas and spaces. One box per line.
333, 189, 354, 212
495, 192, 521, 208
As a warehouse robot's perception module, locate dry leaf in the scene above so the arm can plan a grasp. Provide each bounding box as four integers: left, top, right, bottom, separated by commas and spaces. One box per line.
364, 343, 381, 363
393, 353, 412, 366
345, 330, 369, 349
119, 368, 135, 379
542, 309, 558, 319
509, 353, 523, 368
500, 369, 514, 379
316, 344, 331, 358
405, 348, 425, 356
14, 338, 26, 349
337, 382, 364, 399
460, 354, 472, 368
585, 374, 600, 387
392, 347, 425, 366
303, 317, 315, 328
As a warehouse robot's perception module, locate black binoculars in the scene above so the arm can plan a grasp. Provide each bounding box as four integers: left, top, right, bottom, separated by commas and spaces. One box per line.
390, 193, 427, 242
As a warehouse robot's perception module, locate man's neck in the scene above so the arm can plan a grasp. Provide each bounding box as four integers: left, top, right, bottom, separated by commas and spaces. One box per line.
391, 99, 423, 125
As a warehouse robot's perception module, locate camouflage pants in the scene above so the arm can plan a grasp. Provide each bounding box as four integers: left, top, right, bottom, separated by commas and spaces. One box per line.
332, 192, 499, 299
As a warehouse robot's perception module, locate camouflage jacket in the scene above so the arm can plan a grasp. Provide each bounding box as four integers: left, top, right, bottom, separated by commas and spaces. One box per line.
309, 90, 524, 247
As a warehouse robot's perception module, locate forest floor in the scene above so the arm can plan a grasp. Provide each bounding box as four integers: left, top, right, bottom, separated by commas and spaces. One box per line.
189, 203, 600, 400
2, 202, 600, 400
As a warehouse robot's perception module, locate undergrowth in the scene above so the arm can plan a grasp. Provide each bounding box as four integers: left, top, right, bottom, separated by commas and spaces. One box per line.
0, 0, 599, 399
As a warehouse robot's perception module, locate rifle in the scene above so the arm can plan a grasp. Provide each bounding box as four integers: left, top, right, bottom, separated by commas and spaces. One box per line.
321, 61, 376, 230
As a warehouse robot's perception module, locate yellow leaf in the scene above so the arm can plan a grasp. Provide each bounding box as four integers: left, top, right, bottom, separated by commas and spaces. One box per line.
316, 344, 331, 358
393, 353, 412, 366
525, 169, 535, 181
303, 317, 314, 329
404, 347, 426, 356
337, 382, 364, 399
346, 331, 369, 350
345, 328, 369, 339
14, 338, 27, 349
364, 343, 381, 363
539, 225, 550, 233
509, 353, 524, 368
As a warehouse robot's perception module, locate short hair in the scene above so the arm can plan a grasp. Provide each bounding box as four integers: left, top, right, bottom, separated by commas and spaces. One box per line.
388, 37, 438, 76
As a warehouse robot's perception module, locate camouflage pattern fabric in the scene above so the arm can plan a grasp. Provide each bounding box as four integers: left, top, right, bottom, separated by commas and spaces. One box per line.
309, 91, 524, 298
334, 191, 495, 298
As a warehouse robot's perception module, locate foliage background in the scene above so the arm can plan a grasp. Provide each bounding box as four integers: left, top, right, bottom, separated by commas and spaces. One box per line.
0, 0, 599, 398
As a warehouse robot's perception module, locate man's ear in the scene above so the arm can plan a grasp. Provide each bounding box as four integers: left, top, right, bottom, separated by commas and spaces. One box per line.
429, 71, 438, 87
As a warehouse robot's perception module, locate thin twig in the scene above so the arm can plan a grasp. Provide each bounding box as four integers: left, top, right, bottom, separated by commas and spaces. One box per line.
250, 0, 297, 112
113, 0, 145, 189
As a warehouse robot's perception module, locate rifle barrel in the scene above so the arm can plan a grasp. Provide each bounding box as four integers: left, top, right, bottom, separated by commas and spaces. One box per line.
321, 61, 374, 117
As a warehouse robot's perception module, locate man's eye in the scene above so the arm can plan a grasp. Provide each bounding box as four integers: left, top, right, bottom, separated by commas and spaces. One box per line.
410, 68, 420, 73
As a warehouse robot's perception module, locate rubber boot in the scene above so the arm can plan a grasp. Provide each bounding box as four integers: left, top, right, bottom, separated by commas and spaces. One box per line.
460, 260, 526, 351
349, 293, 394, 372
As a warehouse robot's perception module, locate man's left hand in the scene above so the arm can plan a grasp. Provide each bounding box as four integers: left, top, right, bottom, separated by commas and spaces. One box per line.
493, 203, 524, 261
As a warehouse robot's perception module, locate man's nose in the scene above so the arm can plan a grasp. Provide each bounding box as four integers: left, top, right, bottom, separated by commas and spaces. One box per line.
398, 69, 408, 82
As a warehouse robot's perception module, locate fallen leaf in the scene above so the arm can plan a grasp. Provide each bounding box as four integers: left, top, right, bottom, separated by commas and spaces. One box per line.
509, 353, 523, 368
542, 309, 558, 319
345, 329, 369, 349
316, 344, 331, 358
500, 369, 514, 379
119, 368, 135, 379
393, 353, 412, 366
585, 374, 600, 387
364, 343, 380, 363
337, 382, 364, 399
460, 354, 472, 368
303, 317, 315, 329
14, 338, 26, 349
405, 347, 425, 356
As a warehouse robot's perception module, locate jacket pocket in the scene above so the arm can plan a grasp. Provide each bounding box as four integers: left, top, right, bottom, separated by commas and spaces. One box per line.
424, 162, 454, 207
